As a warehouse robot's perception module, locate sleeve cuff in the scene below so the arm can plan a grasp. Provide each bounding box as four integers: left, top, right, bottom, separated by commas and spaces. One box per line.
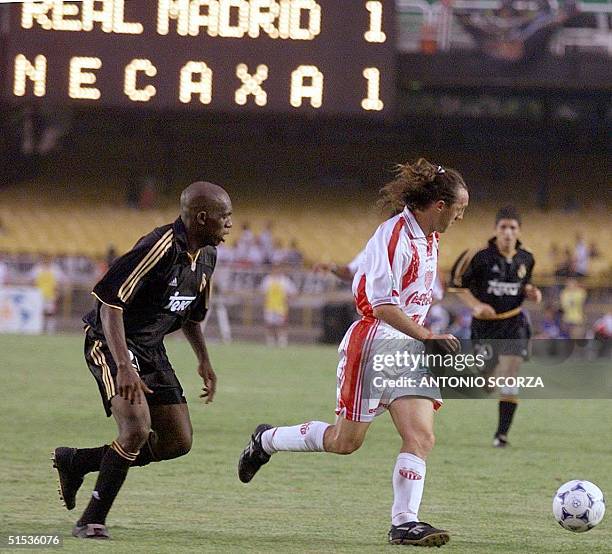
371, 297, 400, 308
91, 291, 124, 311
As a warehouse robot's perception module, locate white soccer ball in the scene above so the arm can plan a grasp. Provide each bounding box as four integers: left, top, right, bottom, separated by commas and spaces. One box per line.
552, 480, 606, 533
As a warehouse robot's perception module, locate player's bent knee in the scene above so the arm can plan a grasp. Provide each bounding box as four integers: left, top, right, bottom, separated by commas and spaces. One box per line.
120, 423, 151, 451
403, 431, 435, 457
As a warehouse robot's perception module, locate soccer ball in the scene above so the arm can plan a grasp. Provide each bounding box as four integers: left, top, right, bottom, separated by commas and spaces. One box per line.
552, 480, 606, 532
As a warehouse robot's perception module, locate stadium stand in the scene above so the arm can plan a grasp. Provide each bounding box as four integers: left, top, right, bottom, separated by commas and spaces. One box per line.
1, 182, 610, 278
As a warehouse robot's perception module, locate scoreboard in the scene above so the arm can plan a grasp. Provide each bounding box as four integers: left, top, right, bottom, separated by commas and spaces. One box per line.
2, 0, 396, 115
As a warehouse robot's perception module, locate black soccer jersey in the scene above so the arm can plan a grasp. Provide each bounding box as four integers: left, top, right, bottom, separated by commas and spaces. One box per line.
83, 217, 216, 347
449, 238, 535, 315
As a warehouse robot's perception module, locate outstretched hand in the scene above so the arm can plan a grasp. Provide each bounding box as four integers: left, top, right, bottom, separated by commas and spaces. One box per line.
198, 362, 217, 404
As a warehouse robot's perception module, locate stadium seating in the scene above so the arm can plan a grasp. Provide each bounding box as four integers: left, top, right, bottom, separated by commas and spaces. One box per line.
1, 182, 610, 278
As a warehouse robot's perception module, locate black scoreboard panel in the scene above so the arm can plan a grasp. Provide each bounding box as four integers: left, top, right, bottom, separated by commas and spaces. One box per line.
2, 0, 396, 115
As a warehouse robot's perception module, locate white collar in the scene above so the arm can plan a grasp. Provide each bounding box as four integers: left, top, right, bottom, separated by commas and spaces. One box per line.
402, 207, 426, 239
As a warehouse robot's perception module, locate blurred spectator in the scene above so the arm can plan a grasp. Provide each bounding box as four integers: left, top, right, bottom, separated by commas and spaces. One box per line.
126, 176, 140, 209
0, 255, 8, 286
448, 0, 579, 62
559, 278, 587, 338
260, 220, 275, 264
216, 244, 235, 265
448, 309, 472, 340
31, 256, 64, 334
589, 241, 601, 260
554, 247, 580, 278
271, 239, 290, 266
591, 312, 612, 358
234, 222, 254, 263
106, 244, 118, 268
536, 305, 565, 339
573, 233, 589, 276
426, 304, 450, 335
285, 239, 304, 266
261, 264, 297, 347
548, 243, 561, 271
246, 236, 266, 266
139, 177, 157, 209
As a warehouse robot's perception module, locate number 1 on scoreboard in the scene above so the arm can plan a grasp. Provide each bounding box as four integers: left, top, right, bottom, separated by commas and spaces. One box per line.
364, 1, 386, 43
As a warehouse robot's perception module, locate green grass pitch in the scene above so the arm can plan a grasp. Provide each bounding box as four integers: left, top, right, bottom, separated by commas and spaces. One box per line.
0, 334, 610, 553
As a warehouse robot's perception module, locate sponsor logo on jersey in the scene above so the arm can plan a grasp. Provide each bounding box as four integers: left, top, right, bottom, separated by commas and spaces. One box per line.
486, 280, 521, 296
399, 468, 423, 480
169, 277, 178, 287
406, 290, 434, 306
164, 291, 196, 312
492, 264, 500, 273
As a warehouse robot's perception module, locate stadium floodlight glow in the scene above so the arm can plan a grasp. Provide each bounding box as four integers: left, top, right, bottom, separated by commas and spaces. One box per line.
13, 54, 47, 97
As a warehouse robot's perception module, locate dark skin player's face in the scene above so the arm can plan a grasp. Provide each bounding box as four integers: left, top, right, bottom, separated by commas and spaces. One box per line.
195, 195, 233, 247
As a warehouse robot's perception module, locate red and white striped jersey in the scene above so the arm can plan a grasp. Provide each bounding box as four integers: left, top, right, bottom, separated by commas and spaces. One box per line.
351, 207, 439, 329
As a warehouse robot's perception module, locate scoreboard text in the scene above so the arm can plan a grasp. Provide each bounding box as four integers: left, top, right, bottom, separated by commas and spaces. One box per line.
4, 0, 395, 115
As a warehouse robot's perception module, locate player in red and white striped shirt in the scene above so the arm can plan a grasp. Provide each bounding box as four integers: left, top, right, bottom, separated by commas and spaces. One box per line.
239, 159, 469, 547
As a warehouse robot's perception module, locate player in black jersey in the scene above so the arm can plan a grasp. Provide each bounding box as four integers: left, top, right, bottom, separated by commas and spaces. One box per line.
449, 207, 542, 447
52, 182, 233, 539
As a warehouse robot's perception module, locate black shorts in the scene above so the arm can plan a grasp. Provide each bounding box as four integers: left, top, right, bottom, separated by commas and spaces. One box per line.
84, 331, 186, 417
471, 312, 531, 373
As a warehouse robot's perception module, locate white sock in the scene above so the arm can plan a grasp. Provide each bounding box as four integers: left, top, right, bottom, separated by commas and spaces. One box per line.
261, 421, 329, 454
391, 453, 426, 526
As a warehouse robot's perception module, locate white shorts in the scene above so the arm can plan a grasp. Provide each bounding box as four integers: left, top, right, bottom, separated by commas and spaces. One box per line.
335, 319, 442, 422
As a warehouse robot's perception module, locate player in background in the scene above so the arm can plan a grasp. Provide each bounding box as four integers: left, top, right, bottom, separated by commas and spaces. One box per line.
31, 256, 63, 333
314, 249, 366, 282
449, 206, 542, 448
260, 264, 298, 347
239, 159, 469, 547
52, 182, 232, 539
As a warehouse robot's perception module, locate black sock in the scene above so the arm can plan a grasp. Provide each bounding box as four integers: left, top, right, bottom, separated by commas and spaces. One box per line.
131, 431, 158, 467
497, 400, 518, 437
71, 445, 110, 475
77, 442, 137, 525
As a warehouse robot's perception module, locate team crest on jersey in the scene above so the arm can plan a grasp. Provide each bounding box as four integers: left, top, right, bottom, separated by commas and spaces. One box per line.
424, 270, 434, 290
517, 264, 527, 279
164, 291, 196, 312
